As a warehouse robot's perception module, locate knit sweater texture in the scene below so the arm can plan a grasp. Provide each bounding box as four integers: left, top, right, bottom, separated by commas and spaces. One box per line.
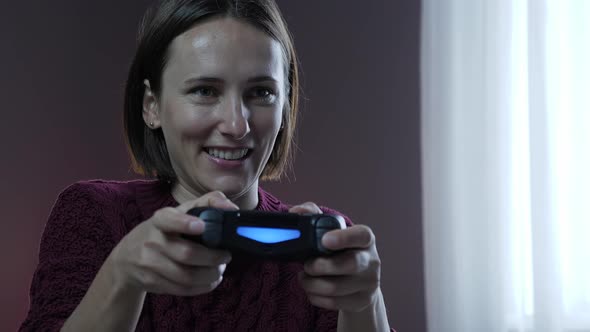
20, 179, 357, 331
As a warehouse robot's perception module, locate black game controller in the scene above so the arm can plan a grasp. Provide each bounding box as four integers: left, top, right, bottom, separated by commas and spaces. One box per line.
184, 207, 347, 260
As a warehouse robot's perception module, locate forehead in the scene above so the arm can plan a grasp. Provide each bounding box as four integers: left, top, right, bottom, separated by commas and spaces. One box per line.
164, 17, 285, 82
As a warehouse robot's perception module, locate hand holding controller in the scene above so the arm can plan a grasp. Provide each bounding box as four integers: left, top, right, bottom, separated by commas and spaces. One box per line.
184, 207, 347, 260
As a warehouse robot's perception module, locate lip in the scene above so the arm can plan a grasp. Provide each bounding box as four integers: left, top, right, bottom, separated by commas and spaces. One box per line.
204, 145, 253, 150
203, 147, 252, 169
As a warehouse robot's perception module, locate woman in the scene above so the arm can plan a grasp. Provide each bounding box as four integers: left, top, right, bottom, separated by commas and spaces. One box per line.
20, 0, 391, 331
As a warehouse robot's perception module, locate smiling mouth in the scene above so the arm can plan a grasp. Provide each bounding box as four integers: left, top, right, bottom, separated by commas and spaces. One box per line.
205, 147, 251, 160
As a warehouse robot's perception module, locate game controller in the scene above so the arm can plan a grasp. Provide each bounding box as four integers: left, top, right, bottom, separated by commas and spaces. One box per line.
184, 207, 347, 260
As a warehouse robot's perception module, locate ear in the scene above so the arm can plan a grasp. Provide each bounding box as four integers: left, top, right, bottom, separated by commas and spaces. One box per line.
142, 79, 161, 129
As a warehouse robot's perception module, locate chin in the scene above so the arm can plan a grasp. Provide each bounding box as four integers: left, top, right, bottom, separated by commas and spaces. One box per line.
207, 177, 253, 198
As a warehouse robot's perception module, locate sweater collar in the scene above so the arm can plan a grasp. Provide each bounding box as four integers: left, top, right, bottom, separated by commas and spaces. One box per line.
135, 179, 176, 221
135, 180, 285, 221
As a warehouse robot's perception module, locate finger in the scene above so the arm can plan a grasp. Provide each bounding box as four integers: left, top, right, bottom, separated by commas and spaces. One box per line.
161, 264, 226, 290
138, 247, 225, 294
176, 191, 239, 214
206, 195, 240, 210
289, 202, 323, 215
305, 290, 376, 312
151, 207, 205, 235
298, 273, 370, 297
321, 225, 375, 251
151, 260, 225, 290
140, 268, 193, 295
142, 268, 224, 296
303, 250, 371, 277
150, 237, 232, 267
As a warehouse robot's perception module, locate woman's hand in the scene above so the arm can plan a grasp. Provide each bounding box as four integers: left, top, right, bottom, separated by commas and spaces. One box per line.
108, 191, 238, 296
290, 203, 382, 313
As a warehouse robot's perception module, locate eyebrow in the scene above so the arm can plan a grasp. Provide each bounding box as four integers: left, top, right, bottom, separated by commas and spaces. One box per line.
182, 75, 278, 86
246, 76, 278, 83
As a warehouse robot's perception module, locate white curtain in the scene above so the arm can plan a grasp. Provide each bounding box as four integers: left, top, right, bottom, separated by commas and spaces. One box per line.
421, 0, 590, 331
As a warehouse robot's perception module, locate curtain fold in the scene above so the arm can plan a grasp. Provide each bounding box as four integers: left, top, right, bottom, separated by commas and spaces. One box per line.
421, 0, 590, 331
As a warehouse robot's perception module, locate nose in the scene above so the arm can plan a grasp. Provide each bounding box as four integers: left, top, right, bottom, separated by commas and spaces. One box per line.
217, 96, 250, 140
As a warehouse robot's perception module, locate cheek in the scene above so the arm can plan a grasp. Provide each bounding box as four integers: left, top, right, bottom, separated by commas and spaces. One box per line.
161, 102, 212, 140
254, 110, 282, 142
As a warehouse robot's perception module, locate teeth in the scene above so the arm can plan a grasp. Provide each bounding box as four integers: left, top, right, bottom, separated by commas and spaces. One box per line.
207, 148, 249, 160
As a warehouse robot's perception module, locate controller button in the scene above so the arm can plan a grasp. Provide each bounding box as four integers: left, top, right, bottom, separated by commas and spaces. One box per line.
316, 216, 339, 228
202, 223, 223, 246
200, 209, 224, 223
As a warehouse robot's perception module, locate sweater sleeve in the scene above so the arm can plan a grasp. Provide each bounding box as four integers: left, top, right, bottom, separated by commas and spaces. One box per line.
19, 183, 118, 332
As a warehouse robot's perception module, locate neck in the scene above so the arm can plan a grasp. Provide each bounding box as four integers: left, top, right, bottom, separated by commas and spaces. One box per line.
170, 180, 259, 210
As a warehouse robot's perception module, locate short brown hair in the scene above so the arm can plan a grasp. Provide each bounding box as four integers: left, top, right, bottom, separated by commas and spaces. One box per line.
124, 0, 300, 182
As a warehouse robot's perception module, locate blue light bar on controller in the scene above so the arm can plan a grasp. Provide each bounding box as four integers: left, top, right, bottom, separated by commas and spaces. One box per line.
236, 226, 301, 244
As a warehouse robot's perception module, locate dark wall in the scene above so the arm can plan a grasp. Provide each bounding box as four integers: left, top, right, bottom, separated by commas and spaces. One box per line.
269, 1, 425, 330
0, 1, 424, 331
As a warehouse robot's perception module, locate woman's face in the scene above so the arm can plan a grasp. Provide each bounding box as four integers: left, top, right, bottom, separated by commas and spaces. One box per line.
143, 17, 286, 206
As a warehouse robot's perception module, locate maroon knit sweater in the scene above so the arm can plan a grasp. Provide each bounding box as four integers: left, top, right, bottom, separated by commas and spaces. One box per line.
20, 179, 371, 331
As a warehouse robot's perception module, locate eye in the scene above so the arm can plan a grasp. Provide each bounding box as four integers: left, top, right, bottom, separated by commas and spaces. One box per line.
253, 88, 271, 98
189, 86, 218, 98
248, 87, 276, 102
